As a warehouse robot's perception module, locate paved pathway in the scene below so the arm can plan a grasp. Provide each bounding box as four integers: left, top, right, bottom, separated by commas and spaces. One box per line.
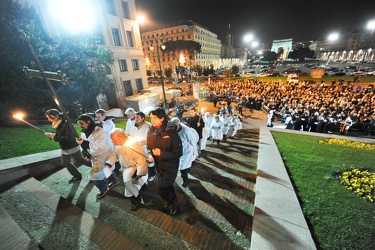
4, 99, 373, 249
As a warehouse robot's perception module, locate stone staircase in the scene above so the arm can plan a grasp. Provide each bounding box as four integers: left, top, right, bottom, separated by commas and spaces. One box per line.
0, 129, 259, 250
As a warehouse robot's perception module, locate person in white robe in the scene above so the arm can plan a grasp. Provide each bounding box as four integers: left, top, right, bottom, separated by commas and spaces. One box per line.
170, 117, 199, 188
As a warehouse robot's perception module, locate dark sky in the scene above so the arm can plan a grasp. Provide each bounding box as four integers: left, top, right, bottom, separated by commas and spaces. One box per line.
135, 0, 375, 46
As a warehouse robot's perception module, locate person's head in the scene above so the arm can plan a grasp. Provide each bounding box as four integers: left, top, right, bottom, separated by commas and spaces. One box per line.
170, 117, 181, 130
45, 109, 61, 123
95, 109, 107, 122
110, 128, 128, 146
124, 108, 136, 120
149, 107, 167, 128
190, 108, 197, 116
135, 111, 146, 125
77, 114, 95, 130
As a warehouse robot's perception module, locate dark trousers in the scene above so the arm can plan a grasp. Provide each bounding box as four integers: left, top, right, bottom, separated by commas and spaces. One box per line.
62, 151, 85, 178
158, 167, 178, 205
180, 168, 190, 182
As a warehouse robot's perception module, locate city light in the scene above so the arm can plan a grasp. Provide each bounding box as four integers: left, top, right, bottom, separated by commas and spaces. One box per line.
367, 20, 375, 35
137, 15, 146, 24
244, 34, 254, 43
328, 33, 339, 42
49, 0, 96, 33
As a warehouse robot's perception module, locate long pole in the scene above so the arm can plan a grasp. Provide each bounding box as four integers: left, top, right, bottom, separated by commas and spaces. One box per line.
13, 116, 46, 133
156, 40, 167, 111
19, 29, 79, 138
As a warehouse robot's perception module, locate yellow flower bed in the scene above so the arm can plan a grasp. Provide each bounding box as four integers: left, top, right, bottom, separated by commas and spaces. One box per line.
339, 169, 375, 203
319, 138, 375, 150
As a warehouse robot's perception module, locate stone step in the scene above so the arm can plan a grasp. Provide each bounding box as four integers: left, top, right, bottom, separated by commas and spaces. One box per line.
52, 166, 248, 249
1, 177, 143, 249
0, 205, 40, 250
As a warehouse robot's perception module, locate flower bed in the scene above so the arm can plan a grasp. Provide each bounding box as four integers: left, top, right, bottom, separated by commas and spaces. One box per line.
339, 169, 375, 203
319, 138, 375, 150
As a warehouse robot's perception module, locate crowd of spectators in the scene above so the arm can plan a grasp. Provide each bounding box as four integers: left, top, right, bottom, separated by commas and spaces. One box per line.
206, 78, 375, 136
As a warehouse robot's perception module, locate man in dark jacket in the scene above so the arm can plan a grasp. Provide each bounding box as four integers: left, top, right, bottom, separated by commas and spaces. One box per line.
187, 108, 205, 154
147, 107, 182, 216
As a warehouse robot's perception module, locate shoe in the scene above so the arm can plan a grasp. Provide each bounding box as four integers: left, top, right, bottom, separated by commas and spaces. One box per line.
96, 188, 109, 199
182, 180, 189, 188
68, 176, 82, 183
140, 183, 147, 192
130, 195, 141, 211
168, 203, 178, 216
108, 181, 119, 189
147, 175, 156, 182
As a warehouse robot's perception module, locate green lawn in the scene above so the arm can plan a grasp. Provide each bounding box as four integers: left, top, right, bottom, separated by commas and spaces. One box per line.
271, 131, 375, 250
0, 118, 127, 160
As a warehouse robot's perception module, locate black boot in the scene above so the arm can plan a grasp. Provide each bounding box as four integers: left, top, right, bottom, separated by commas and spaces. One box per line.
182, 178, 189, 188
130, 195, 141, 211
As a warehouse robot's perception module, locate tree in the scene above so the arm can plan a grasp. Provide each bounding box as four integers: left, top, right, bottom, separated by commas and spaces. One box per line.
46, 35, 115, 114
0, 0, 53, 120
162, 40, 201, 81
232, 65, 239, 75
288, 48, 316, 62
164, 67, 172, 78
0, 0, 116, 120
261, 51, 277, 62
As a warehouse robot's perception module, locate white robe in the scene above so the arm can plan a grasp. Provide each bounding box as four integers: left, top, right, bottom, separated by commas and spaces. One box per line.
210, 119, 223, 140
81, 126, 110, 181
177, 124, 199, 171
107, 137, 147, 197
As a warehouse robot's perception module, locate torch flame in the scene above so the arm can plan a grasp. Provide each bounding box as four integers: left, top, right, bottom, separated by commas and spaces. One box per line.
13, 113, 24, 120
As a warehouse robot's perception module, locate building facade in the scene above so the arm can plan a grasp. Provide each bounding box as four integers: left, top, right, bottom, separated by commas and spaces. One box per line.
141, 20, 222, 75
20, 0, 148, 109
310, 30, 375, 63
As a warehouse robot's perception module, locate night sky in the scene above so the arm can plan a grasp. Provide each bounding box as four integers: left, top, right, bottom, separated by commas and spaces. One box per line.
135, 0, 375, 46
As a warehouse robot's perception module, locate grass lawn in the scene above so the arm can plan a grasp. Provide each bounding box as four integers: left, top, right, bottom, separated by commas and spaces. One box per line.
0, 118, 127, 160
271, 131, 375, 250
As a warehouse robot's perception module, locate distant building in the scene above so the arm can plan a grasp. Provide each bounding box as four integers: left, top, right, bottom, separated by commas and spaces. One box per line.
141, 20, 222, 75
220, 24, 236, 59
310, 30, 375, 62
19, 0, 148, 109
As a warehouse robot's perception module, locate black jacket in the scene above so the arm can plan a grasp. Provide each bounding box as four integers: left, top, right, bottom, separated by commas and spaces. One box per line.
54, 119, 79, 150
147, 122, 182, 172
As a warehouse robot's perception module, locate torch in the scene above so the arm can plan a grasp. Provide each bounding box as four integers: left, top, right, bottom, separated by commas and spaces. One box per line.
13, 113, 46, 133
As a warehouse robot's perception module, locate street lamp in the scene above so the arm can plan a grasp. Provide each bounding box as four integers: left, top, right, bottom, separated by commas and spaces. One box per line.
149, 35, 167, 111
326, 32, 339, 64
367, 20, 375, 35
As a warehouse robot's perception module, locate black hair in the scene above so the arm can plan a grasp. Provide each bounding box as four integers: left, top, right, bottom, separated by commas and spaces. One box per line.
95, 109, 106, 116
77, 114, 95, 124
136, 111, 146, 119
45, 109, 61, 119
149, 107, 167, 120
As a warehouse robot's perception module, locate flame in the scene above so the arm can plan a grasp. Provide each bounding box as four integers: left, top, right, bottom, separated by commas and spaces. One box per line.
13, 113, 24, 120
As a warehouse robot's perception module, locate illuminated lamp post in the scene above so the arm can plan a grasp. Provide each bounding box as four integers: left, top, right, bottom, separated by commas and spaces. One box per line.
150, 36, 167, 111
367, 20, 375, 60
326, 32, 339, 65
244, 34, 254, 62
